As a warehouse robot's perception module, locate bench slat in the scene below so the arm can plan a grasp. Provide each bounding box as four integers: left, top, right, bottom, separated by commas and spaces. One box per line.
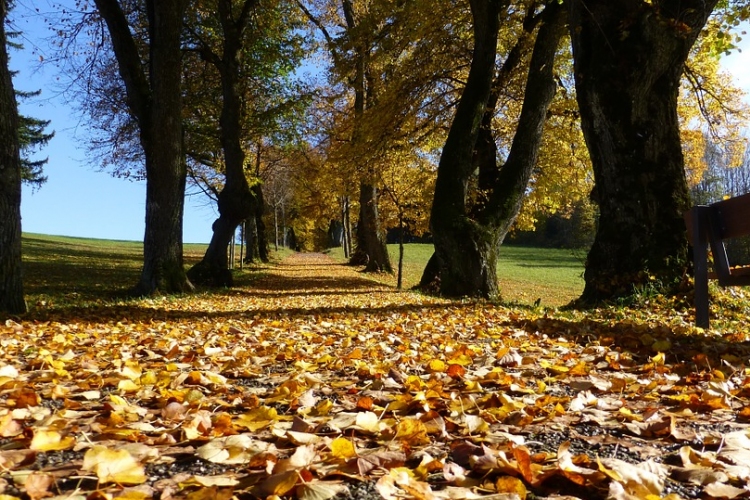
708, 192, 750, 240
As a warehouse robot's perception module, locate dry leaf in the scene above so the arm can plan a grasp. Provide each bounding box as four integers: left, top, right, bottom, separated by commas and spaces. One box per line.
82, 446, 147, 485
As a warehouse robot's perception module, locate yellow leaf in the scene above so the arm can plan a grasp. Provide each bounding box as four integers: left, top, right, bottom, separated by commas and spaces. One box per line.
330, 437, 357, 460
496, 476, 527, 498
448, 354, 472, 366
427, 359, 446, 373
651, 352, 666, 365
395, 418, 429, 445
30, 430, 75, 451
255, 470, 299, 497
234, 406, 278, 432
312, 399, 333, 416
82, 446, 147, 485
118, 380, 140, 393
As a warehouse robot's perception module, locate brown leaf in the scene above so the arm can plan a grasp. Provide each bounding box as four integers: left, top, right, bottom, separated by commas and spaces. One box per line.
296, 480, 350, 500
254, 470, 299, 497
24, 472, 54, 500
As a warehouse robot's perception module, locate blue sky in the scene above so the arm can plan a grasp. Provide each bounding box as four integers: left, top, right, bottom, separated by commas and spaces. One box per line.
11, 2, 218, 243
8, 8, 750, 244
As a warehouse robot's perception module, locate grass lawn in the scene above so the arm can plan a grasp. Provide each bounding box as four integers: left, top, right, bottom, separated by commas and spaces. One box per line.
326, 243, 585, 307
20, 233, 280, 307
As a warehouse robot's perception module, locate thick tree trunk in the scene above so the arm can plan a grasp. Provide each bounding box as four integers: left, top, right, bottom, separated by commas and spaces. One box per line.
188, 0, 257, 286
135, 0, 191, 295
429, 0, 564, 298
96, 0, 192, 295
430, 0, 500, 297
0, 1, 26, 314
568, 0, 718, 303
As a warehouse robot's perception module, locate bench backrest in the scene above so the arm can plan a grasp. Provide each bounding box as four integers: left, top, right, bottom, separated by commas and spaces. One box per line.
684, 192, 750, 286
708, 192, 750, 240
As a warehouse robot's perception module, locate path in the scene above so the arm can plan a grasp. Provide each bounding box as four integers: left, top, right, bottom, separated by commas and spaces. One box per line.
236, 251, 448, 315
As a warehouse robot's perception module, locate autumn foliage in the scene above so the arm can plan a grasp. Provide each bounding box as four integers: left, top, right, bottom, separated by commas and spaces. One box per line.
1, 250, 750, 499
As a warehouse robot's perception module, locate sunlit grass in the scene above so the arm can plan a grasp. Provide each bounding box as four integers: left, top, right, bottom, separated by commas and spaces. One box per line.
326, 243, 585, 307
20, 233, 284, 309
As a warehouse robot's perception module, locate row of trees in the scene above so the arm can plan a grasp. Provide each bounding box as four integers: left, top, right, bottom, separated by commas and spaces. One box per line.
1, 0, 749, 314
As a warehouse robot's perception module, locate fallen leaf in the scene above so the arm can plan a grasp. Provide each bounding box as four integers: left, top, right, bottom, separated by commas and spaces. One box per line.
82, 446, 147, 485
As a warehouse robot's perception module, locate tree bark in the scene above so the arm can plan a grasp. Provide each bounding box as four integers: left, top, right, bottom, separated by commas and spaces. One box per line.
568, 0, 718, 303
429, 0, 564, 298
0, 0, 26, 314
342, 0, 392, 273
95, 0, 192, 295
188, 0, 258, 286
253, 183, 269, 262
429, 0, 503, 297
359, 182, 392, 272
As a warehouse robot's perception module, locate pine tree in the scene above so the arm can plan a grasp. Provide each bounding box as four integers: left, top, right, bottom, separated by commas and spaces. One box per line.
7, 16, 54, 189
16, 88, 54, 188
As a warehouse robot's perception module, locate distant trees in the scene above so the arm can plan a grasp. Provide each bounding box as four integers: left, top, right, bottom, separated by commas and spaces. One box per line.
0, 0, 26, 314
6, 15, 55, 189
17, 93, 54, 189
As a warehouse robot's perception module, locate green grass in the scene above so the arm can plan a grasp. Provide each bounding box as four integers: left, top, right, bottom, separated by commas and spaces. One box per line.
20, 233, 279, 308
20, 234, 583, 310
326, 243, 585, 307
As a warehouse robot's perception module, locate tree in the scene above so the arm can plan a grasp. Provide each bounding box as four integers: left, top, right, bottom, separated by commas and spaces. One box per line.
184, 0, 260, 287
94, 0, 193, 295
183, 0, 306, 284
297, 0, 394, 272
426, 0, 565, 298
6, 22, 55, 189
568, 0, 720, 303
0, 0, 26, 314
17, 95, 54, 189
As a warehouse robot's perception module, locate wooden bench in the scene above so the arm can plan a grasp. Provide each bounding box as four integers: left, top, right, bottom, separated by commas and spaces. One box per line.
685, 192, 750, 328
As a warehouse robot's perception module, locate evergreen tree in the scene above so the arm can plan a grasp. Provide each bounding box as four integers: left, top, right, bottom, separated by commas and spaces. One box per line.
15, 88, 54, 188
7, 16, 54, 189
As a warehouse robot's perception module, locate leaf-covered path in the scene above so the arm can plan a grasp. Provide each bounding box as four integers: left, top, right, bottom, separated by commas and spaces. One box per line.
2, 252, 750, 499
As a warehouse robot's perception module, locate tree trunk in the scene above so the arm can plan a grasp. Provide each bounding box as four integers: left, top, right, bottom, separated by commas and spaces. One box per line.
188, 185, 253, 286
429, 0, 564, 298
429, 0, 501, 297
358, 183, 392, 272
0, 0, 26, 314
253, 184, 269, 262
95, 0, 192, 295
188, 0, 257, 286
342, 196, 352, 258
397, 211, 404, 289
568, 0, 718, 303
244, 216, 257, 264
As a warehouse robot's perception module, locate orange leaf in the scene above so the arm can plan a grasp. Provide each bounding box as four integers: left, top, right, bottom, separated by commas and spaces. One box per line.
512, 446, 533, 484
496, 476, 527, 498
447, 364, 466, 378
356, 396, 374, 411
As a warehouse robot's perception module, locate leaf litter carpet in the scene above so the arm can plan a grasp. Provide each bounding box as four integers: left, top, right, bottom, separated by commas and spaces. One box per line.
3, 253, 750, 499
